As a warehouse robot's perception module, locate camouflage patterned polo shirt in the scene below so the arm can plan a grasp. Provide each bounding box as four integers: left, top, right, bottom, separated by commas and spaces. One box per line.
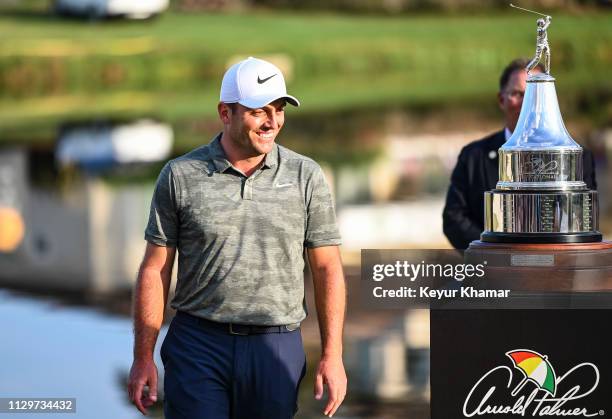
145, 134, 341, 325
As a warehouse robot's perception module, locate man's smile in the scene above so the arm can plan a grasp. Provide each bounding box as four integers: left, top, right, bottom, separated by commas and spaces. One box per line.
256, 131, 275, 140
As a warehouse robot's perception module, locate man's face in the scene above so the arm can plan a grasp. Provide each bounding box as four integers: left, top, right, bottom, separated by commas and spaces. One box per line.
224, 99, 286, 157
498, 69, 532, 132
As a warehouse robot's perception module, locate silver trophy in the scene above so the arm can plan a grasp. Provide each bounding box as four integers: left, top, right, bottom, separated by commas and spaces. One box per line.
481, 6, 601, 243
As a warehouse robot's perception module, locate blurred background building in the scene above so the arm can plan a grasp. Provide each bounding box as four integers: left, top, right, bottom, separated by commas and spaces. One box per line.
0, 1, 610, 418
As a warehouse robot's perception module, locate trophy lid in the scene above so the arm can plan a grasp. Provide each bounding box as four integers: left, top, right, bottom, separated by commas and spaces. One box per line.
497, 72, 586, 191
501, 73, 581, 151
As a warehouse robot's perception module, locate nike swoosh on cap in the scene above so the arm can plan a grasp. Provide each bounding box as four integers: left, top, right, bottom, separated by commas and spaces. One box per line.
257, 74, 277, 84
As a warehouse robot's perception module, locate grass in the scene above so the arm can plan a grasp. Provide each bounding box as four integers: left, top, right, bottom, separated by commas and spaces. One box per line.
0, 11, 610, 135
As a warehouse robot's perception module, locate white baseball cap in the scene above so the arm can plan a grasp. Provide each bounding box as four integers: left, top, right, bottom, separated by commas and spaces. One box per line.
220, 57, 300, 109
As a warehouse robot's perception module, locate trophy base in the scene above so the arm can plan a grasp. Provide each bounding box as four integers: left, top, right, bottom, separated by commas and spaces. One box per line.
484, 190, 598, 235
480, 231, 602, 244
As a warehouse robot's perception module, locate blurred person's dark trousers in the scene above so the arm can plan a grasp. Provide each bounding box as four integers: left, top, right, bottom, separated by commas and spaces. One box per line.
161, 311, 306, 419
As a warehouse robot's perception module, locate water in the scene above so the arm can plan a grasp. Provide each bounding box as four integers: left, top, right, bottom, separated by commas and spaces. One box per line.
0, 290, 163, 418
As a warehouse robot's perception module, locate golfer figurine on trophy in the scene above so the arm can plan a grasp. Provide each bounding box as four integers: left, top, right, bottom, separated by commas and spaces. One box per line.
510, 4, 552, 74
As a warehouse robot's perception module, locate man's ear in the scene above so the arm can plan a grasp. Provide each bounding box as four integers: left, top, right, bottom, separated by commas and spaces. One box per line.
218, 102, 232, 124
496, 91, 505, 111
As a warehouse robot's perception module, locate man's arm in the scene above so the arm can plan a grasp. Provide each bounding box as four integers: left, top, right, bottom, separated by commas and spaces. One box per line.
128, 242, 176, 415
442, 149, 483, 249
307, 245, 347, 418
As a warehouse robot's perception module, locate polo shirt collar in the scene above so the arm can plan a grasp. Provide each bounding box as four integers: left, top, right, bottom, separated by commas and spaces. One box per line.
207, 133, 279, 172
208, 134, 232, 173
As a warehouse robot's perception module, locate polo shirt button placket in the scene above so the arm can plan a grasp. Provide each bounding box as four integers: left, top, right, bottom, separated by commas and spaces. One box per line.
243, 178, 253, 200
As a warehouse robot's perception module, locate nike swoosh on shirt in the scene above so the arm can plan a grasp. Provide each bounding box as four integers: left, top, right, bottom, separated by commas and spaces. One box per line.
275, 182, 293, 188
257, 74, 277, 84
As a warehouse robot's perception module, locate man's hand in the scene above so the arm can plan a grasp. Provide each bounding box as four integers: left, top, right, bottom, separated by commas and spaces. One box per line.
128, 358, 158, 415
314, 355, 347, 417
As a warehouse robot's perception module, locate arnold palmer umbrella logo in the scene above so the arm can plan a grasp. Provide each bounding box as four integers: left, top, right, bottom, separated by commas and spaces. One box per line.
463, 349, 603, 417
507, 350, 557, 397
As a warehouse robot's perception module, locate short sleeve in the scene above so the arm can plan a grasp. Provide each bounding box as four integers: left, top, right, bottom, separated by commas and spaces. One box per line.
145, 162, 179, 247
304, 166, 342, 248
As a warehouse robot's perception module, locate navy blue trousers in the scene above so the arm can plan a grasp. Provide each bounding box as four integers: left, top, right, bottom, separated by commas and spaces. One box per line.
161, 312, 306, 419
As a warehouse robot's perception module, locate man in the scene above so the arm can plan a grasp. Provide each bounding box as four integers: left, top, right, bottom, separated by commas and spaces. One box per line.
127, 57, 347, 419
442, 58, 597, 249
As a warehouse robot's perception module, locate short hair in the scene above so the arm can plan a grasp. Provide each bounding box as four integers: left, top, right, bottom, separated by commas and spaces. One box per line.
223, 102, 238, 112
499, 58, 545, 91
